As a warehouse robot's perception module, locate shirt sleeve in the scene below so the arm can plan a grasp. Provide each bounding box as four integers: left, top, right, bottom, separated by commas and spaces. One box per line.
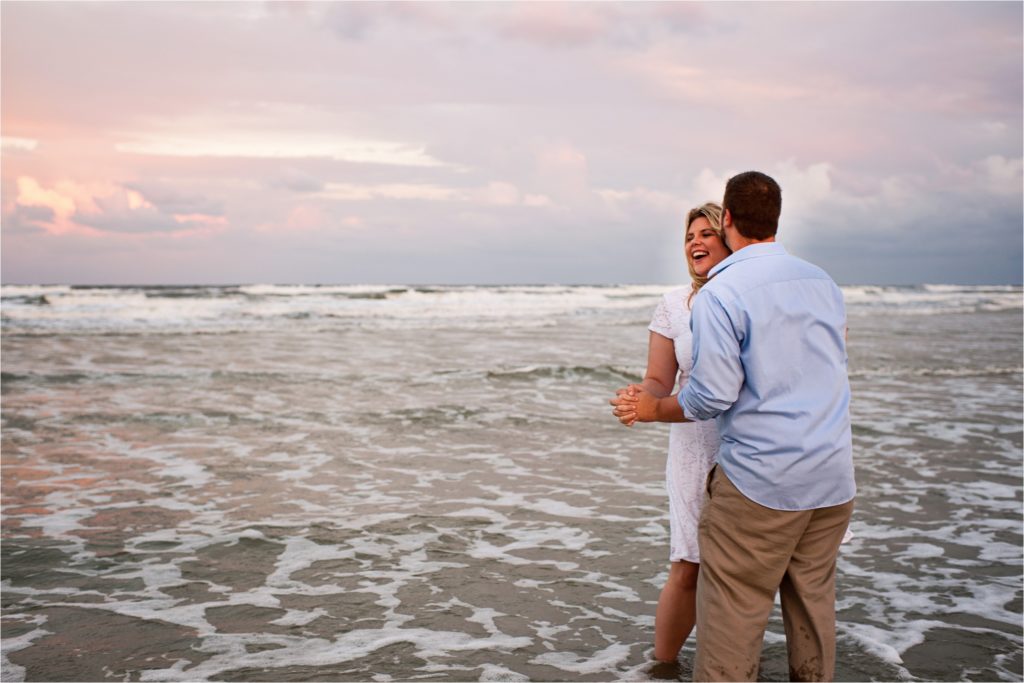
677, 291, 744, 420
647, 294, 673, 338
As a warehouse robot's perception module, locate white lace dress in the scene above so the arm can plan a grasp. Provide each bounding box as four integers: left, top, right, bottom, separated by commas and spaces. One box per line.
648, 287, 721, 563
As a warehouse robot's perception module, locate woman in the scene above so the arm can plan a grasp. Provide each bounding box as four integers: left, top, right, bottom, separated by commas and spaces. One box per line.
609, 202, 731, 664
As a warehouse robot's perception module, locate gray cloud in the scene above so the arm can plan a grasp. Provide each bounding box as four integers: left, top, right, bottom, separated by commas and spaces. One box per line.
76, 206, 183, 234
268, 167, 326, 193
800, 209, 1023, 287
322, 2, 379, 41
75, 190, 221, 234
1, 204, 54, 235
122, 183, 224, 216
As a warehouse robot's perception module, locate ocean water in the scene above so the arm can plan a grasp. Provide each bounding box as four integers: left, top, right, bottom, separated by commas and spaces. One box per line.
1, 283, 1021, 682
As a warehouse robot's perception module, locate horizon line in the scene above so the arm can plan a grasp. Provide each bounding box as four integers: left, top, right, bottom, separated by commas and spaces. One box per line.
3, 281, 1023, 289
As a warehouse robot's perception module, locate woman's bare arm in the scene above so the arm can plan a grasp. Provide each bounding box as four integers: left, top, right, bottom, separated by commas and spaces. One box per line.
610, 332, 678, 425
638, 332, 678, 397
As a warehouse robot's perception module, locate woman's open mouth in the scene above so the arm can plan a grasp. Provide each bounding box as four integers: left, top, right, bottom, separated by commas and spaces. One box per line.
691, 250, 709, 263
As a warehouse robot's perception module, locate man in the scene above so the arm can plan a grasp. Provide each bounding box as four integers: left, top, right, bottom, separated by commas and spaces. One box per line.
625, 171, 855, 681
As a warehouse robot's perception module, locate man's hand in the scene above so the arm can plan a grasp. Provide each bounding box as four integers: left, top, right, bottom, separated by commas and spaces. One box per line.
632, 386, 661, 423
611, 386, 690, 424
609, 383, 689, 425
608, 385, 659, 424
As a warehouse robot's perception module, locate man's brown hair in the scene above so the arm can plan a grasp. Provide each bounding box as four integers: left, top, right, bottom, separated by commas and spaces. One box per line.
722, 171, 782, 240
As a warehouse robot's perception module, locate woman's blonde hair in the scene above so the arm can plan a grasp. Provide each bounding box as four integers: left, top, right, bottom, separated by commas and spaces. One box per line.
685, 202, 728, 306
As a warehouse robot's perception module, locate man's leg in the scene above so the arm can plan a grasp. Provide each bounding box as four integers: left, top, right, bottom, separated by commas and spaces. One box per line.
779, 499, 854, 682
693, 467, 810, 682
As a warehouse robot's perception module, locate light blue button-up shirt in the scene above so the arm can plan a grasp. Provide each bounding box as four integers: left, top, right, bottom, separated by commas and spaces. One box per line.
678, 242, 856, 511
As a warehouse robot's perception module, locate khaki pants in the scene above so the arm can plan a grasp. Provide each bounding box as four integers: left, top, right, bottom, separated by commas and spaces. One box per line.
693, 465, 853, 682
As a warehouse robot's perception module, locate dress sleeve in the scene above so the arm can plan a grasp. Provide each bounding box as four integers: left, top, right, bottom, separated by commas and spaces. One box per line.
648, 295, 674, 338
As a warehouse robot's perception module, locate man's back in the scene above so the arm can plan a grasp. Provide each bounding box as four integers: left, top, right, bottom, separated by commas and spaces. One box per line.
682, 242, 856, 510
676, 170, 857, 682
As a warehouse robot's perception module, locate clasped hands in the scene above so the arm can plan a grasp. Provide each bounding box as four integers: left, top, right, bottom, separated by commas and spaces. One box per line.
609, 384, 659, 427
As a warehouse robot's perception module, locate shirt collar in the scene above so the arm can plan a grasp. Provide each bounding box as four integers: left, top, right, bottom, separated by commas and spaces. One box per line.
709, 241, 787, 278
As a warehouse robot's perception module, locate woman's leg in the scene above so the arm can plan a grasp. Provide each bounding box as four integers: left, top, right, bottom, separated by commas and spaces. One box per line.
654, 559, 700, 662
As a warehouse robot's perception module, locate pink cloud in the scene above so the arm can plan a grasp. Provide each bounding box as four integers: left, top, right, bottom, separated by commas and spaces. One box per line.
499, 4, 611, 48
13, 177, 105, 236
10, 176, 226, 237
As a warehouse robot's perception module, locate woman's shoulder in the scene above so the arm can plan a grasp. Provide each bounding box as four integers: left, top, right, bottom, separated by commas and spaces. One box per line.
660, 286, 694, 314
650, 286, 694, 337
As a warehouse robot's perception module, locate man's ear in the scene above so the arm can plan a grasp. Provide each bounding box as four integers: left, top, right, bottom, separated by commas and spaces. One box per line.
722, 208, 733, 228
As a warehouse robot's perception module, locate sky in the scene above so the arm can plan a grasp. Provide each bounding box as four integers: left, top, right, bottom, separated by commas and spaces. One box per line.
2, 1, 1022, 286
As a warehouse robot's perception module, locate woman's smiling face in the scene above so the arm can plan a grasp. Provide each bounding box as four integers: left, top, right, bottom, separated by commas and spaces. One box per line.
685, 216, 730, 277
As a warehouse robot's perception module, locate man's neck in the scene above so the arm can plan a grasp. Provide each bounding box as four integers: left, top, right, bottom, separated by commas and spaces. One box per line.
729, 235, 776, 252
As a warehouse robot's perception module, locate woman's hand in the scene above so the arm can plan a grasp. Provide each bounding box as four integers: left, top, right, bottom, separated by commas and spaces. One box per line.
611, 332, 678, 428
609, 384, 643, 426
